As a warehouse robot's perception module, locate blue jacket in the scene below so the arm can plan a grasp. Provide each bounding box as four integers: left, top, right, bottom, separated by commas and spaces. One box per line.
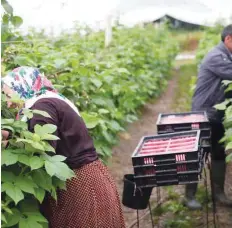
192, 42, 232, 122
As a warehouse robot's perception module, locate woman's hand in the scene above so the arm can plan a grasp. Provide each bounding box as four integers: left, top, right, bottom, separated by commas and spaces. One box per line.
2, 130, 10, 140
1, 130, 10, 149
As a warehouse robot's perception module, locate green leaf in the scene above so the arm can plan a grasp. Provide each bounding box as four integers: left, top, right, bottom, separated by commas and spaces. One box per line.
54, 59, 67, 69
2, 14, 9, 24
36, 124, 57, 135
18, 154, 30, 166
102, 130, 114, 143
81, 112, 99, 129
90, 78, 102, 88
24, 212, 47, 223
116, 68, 130, 74
45, 160, 75, 181
51, 186, 57, 201
12, 121, 28, 130
29, 157, 44, 170
52, 177, 67, 190
43, 142, 55, 153
108, 120, 123, 131
2, 183, 24, 204
22, 111, 33, 120
1, 171, 16, 182
41, 134, 59, 141
1, 118, 14, 124
11, 16, 23, 27
32, 170, 52, 191
19, 198, 39, 213
1, 214, 7, 223
32, 142, 45, 151
22, 131, 34, 139
15, 176, 37, 195
19, 217, 43, 228
225, 142, 232, 150
14, 56, 36, 67
226, 153, 232, 163
34, 188, 46, 203
2, 0, 13, 14
44, 161, 57, 177
98, 109, 110, 114
32, 110, 51, 118
4, 208, 21, 227
2, 150, 18, 166
34, 125, 43, 135
2, 203, 13, 215
2, 204, 13, 214
55, 162, 75, 181
222, 80, 232, 86
49, 155, 66, 162
214, 100, 230, 110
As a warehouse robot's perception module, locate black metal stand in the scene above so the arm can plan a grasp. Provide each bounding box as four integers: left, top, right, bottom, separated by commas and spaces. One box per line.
134, 156, 218, 228
149, 202, 155, 228
208, 162, 218, 228
135, 202, 154, 228
136, 209, 139, 228
203, 167, 209, 228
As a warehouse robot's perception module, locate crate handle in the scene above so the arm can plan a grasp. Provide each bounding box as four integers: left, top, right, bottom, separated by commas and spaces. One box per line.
133, 183, 143, 197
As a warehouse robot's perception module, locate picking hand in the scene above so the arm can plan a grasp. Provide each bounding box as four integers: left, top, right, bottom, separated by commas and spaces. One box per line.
1, 130, 10, 140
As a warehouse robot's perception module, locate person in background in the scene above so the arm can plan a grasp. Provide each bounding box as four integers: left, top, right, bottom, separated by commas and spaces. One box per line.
1, 66, 125, 228
184, 24, 232, 210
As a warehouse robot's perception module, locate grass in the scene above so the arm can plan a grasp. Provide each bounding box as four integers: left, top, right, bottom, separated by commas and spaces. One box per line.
172, 61, 197, 112
171, 31, 204, 52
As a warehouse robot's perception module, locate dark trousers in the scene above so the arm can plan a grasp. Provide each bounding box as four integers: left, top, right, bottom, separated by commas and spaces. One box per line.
210, 122, 225, 161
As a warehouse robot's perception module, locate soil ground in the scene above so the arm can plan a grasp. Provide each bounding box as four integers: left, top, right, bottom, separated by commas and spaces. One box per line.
108, 63, 232, 228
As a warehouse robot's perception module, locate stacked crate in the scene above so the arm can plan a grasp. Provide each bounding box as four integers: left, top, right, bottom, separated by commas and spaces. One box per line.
131, 111, 211, 188
156, 111, 211, 163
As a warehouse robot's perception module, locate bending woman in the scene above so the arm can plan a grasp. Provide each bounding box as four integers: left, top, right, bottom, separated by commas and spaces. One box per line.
2, 66, 125, 228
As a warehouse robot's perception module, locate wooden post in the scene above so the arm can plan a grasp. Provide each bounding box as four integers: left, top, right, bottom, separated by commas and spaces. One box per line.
105, 14, 112, 48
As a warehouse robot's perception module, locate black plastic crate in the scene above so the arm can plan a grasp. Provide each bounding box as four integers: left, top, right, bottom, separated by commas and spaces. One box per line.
132, 130, 201, 167
134, 171, 199, 188
156, 111, 211, 137
133, 160, 201, 176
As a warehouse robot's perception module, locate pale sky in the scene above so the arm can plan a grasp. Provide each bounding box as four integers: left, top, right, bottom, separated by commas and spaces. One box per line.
8, 0, 232, 33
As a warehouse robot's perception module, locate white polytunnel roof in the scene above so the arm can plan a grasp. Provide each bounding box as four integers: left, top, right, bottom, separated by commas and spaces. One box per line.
7, 0, 232, 34
115, 0, 212, 15
118, 7, 221, 27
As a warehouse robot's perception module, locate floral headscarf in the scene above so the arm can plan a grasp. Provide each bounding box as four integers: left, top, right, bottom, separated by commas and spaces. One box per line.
2, 66, 80, 116
2, 66, 59, 99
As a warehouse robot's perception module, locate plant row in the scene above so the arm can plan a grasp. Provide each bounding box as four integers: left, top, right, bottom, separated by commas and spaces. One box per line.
2, 25, 179, 162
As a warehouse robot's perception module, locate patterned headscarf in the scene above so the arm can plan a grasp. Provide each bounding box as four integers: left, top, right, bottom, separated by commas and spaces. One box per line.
2, 66, 59, 99
2, 66, 80, 116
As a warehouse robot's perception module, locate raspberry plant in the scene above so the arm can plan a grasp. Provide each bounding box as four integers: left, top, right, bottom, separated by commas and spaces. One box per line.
1, 95, 75, 227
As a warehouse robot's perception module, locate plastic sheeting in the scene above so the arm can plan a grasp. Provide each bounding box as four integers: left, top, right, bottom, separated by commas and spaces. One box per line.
8, 0, 232, 33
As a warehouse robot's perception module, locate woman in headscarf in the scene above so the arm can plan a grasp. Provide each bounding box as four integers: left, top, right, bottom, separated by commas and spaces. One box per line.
1, 66, 125, 228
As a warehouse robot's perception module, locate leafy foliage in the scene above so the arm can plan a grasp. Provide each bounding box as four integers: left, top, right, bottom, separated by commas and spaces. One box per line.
215, 81, 232, 162
1, 96, 75, 227
2, 24, 179, 162
1, 0, 23, 56
195, 24, 223, 64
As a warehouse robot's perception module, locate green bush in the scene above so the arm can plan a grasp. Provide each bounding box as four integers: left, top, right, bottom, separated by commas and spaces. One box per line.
1, 96, 74, 227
